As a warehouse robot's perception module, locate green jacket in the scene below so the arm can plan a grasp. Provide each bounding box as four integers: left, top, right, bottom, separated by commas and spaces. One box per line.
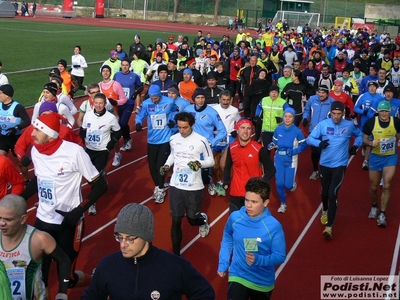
261, 96, 287, 132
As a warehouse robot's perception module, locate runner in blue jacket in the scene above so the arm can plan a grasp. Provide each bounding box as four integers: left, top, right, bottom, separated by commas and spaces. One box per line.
307, 101, 363, 240
135, 85, 176, 203
218, 177, 286, 298
270, 108, 308, 213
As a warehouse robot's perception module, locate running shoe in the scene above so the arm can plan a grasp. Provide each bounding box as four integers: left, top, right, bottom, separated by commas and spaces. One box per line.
368, 206, 379, 219
377, 213, 387, 227
309, 171, 319, 180
320, 210, 328, 225
120, 139, 132, 151
88, 204, 97, 215
379, 178, 383, 186
155, 188, 166, 204
215, 183, 226, 197
277, 203, 287, 213
322, 226, 332, 240
112, 152, 122, 167
208, 181, 216, 196
199, 213, 210, 237
362, 160, 369, 170
290, 182, 297, 192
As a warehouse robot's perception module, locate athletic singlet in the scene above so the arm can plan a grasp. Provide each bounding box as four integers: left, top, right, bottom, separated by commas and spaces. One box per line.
371, 117, 397, 156
0, 101, 22, 135
390, 67, 400, 87
100, 81, 119, 112
269, 52, 280, 72
351, 71, 364, 87
0, 225, 45, 300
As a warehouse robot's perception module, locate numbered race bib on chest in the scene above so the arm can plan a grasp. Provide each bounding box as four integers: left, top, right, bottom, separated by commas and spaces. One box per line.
122, 87, 130, 99
151, 113, 166, 129
86, 129, 103, 146
174, 167, 194, 187
243, 238, 259, 252
7, 267, 27, 300
38, 178, 55, 206
380, 137, 396, 155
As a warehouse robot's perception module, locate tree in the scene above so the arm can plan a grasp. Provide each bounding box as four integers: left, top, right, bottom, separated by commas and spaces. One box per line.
173, 0, 179, 21
213, 0, 220, 25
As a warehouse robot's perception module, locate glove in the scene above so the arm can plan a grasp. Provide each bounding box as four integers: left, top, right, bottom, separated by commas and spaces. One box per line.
187, 160, 202, 171
319, 139, 330, 149
79, 127, 87, 140
350, 114, 356, 119
230, 130, 237, 138
55, 293, 68, 300
108, 98, 118, 106
286, 149, 293, 156
275, 116, 283, 123
106, 139, 116, 151
73, 65, 80, 68
348, 145, 358, 155
167, 120, 175, 128
135, 123, 143, 132
160, 165, 169, 176
55, 206, 84, 227
21, 156, 32, 167
267, 142, 276, 150
6, 126, 18, 136
302, 118, 308, 127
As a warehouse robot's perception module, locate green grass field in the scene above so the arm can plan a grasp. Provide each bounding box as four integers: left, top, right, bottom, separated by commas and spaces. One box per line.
0, 18, 195, 107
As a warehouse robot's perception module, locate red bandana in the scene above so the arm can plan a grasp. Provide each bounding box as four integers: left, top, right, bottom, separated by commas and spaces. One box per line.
34, 137, 62, 155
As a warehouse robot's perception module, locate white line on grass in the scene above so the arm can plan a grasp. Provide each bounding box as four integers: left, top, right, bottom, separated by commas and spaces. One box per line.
5, 61, 103, 75
0, 27, 125, 34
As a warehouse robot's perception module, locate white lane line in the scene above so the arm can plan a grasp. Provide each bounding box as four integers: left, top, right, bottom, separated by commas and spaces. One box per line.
82, 196, 153, 242
389, 223, 400, 275
385, 224, 400, 300
275, 149, 357, 278
180, 208, 230, 255
276, 203, 322, 279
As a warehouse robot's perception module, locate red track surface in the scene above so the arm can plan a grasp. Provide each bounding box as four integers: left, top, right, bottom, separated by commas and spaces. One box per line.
14, 15, 400, 299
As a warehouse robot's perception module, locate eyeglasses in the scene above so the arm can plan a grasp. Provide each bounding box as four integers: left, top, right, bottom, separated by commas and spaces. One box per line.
89, 90, 100, 94
114, 233, 139, 244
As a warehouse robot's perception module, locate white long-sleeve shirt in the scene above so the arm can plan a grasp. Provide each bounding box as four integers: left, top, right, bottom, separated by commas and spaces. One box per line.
165, 130, 214, 191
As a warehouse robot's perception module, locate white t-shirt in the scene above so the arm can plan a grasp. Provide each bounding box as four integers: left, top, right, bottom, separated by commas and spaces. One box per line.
32, 140, 99, 225
71, 54, 88, 77
210, 104, 240, 145
0, 73, 9, 86
165, 131, 214, 191
82, 110, 120, 151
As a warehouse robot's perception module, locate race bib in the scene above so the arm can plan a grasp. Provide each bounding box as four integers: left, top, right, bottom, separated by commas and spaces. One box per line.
7, 267, 27, 300
151, 114, 166, 129
174, 167, 194, 187
380, 137, 396, 155
38, 178, 55, 206
122, 87, 130, 99
392, 75, 399, 86
86, 129, 103, 146
243, 238, 259, 252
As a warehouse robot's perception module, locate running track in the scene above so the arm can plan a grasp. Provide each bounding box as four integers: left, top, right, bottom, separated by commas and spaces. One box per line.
11, 15, 400, 299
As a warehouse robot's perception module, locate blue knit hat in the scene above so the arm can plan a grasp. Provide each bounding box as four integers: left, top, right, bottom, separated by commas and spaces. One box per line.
284, 107, 296, 118
148, 85, 162, 97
